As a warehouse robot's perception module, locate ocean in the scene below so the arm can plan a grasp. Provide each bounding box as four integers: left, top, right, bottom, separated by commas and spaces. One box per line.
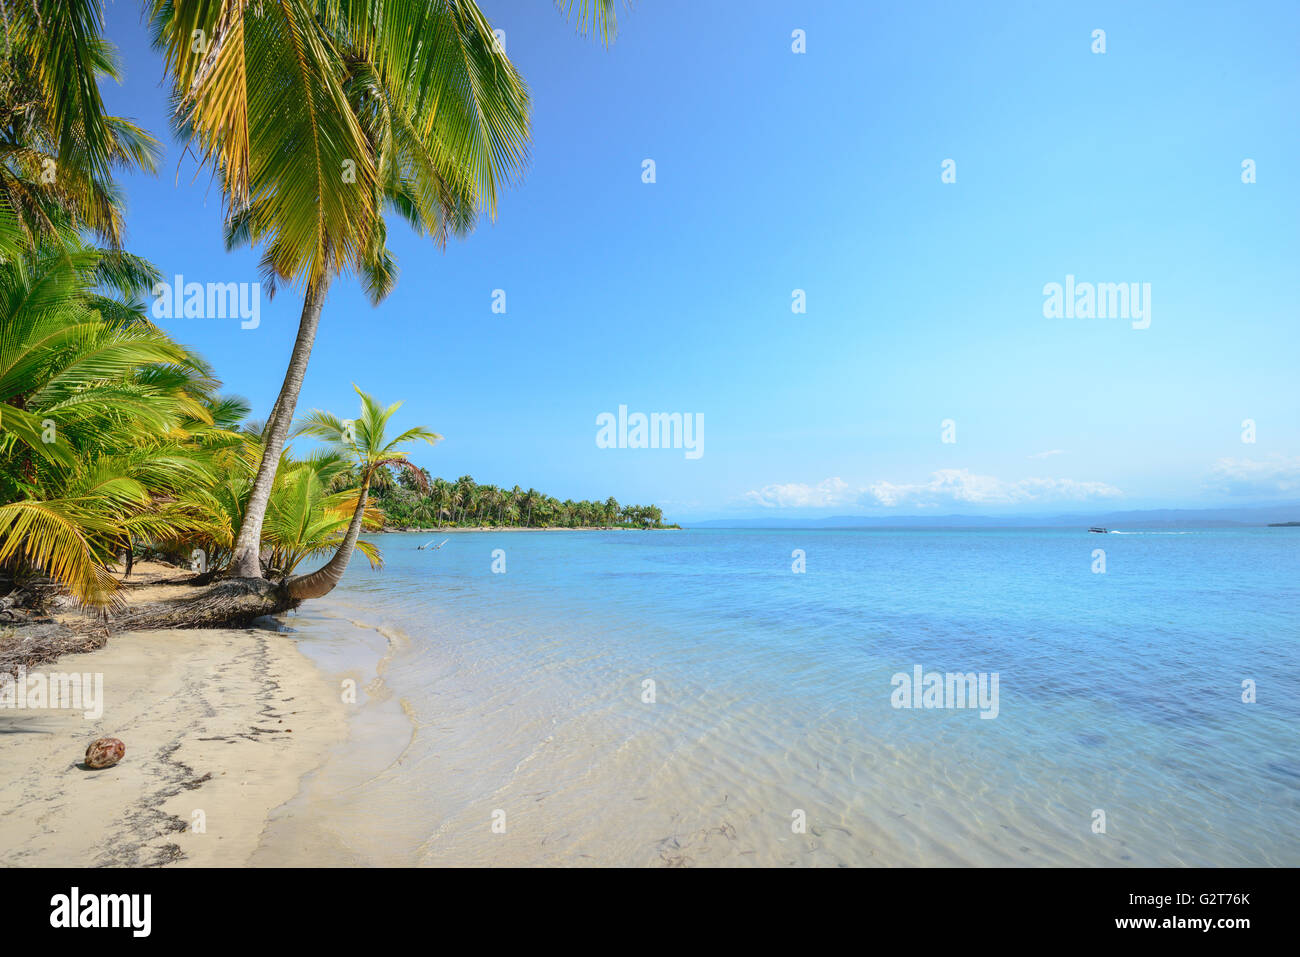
254, 527, 1300, 866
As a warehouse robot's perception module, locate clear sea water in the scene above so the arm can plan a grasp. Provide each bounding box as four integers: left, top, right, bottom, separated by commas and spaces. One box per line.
257, 527, 1300, 867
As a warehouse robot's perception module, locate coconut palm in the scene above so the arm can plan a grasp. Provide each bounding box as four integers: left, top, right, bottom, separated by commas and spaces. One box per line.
263, 452, 383, 578
0, 241, 220, 605
448, 474, 474, 524
286, 386, 438, 599
148, 0, 527, 577
429, 477, 452, 527
463, 485, 483, 525
148, 0, 624, 580
410, 499, 437, 528
0, 0, 160, 253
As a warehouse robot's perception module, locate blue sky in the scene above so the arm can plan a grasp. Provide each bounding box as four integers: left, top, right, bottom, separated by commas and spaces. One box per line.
100, 0, 1298, 521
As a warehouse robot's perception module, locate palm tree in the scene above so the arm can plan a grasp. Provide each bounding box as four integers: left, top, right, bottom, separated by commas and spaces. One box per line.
410, 499, 436, 528
521, 487, 540, 526
286, 386, 438, 599
148, 0, 622, 580
369, 465, 396, 495
262, 452, 384, 578
0, 0, 161, 252
454, 475, 477, 524
467, 486, 488, 522
149, 1, 522, 577
479, 484, 501, 525
0, 241, 220, 606
430, 477, 453, 527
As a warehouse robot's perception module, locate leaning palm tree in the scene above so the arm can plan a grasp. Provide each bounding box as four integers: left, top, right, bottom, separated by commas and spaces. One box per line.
148, 0, 621, 580
285, 386, 438, 599
263, 452, 384, 578
149, 1, 525, 578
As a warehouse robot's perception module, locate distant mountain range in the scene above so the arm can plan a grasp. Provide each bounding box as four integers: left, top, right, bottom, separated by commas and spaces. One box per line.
691, 504, 1300, 529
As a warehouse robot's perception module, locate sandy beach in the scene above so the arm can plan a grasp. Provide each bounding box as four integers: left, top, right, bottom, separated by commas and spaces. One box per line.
0, 625, 346, 867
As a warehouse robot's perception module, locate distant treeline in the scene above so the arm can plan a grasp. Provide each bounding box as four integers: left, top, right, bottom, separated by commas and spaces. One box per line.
363, 468, 674, 529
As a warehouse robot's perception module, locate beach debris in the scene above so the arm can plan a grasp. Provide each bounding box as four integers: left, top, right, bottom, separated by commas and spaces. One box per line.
84, 737, 125, 769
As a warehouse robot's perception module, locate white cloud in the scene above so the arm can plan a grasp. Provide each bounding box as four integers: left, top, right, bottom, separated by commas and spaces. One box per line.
743, 477, 857, 508
1028, 449, 1065, 459
1209, 456, 1300, 496
743, 470, 1122, 509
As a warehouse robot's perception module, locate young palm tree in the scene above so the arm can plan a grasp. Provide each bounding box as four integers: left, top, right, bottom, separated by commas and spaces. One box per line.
287, 386, 438, 599
149, 0, 621, 580
263, 452, 384, 578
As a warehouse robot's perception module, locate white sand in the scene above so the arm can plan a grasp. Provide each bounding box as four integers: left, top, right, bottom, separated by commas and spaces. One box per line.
0, 627, 345, 867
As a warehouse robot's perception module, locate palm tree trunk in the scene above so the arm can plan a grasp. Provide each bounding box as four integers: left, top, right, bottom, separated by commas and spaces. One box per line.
229, 274, 332, 578
286, 482, 369, 600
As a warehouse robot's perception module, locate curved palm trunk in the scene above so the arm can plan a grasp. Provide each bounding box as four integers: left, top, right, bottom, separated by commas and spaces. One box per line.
230, 274, 332, 578
286, 482, 369, 600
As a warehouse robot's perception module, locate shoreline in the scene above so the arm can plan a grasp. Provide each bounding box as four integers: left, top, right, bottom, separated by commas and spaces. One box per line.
0, 622, 347, 867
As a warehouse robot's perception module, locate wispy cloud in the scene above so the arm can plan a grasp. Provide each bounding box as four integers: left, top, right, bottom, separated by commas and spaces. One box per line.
744, 470, 1123, 509
1209, 456, 1300, 496
1028, 449, 1066, 459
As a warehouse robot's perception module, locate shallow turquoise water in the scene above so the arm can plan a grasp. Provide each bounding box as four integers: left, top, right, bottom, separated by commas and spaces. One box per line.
276, 527, 1300, 866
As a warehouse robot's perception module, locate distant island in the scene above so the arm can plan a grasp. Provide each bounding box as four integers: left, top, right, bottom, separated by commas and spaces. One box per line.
1267, 522, 1300, 527
367, 469, 677, 530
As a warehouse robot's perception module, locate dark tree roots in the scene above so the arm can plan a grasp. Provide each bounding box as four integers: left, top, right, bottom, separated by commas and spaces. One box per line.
1, 579, 300, 677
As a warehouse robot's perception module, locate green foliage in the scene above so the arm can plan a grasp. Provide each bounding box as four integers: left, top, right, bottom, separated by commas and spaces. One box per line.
0, 236, 224, 604
148, 0, 532, 295
0, 238, 389, 604
368, 475, 668, 530
262, 452, 383, 578
0, 0, 654, 610
0, 0, 161, 252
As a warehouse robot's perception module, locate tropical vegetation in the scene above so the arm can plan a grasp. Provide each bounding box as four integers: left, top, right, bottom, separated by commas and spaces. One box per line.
1, 0, 657, 619
286, 386, 439, 598
368, 473, 671, 530
0, 227, 433, 607
147, 0, 617, 580
0, 237, 671, 611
